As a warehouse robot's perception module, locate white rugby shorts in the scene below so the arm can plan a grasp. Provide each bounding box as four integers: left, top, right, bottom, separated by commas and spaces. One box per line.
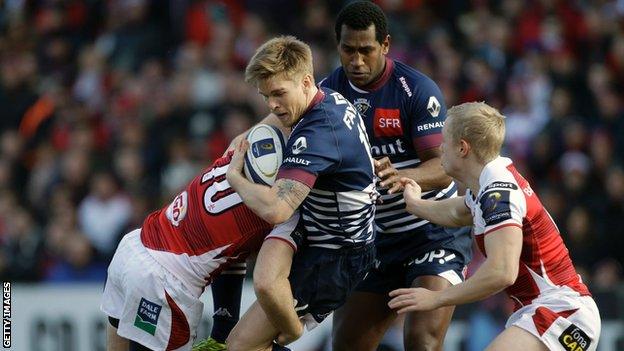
264, 211, 301, 251
506, 290, 601, 351
101, 229, 204, 351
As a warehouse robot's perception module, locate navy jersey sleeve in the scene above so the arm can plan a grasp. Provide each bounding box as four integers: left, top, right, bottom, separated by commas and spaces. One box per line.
409, 75, 447, 154
276, 117, 340, 188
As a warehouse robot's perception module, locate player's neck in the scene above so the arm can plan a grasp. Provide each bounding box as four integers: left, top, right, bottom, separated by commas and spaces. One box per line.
463, 159, 487, 194
294, 86, 321, 126
305, 85, 319, 107
370, 59, 387, 83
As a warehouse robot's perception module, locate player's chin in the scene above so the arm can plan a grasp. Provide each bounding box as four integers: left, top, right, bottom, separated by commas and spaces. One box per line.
278, 115, 293, 127
347, 73, 370, 86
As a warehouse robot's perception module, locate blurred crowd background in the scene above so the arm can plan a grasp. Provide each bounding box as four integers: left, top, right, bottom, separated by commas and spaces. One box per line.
0, 0, 623, 348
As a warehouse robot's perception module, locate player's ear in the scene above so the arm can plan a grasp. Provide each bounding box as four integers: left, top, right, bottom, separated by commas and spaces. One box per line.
302, 74, 313, 90
381, 35, 390, 55
459, 139, 470, 157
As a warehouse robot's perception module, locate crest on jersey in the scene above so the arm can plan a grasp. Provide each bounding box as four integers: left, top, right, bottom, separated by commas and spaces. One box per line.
479, 190, 511, 226
292, 136, 307, 155
353, 98, 371, 115
427, 96, 441, 117
484, 192, 502, 211
166, 191, 188, 227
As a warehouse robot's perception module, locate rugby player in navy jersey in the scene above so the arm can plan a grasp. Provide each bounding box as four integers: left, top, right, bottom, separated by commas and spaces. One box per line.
224, 36, 377, 351
322, 2, 473, 351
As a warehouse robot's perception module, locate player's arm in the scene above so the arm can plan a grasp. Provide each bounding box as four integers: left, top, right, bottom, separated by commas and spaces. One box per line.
378, 146, 451, 192
226, 140, 309, 224
225, 113, 290, 154
401, 146, 451, 190
389, 225, 522, 312
398, 177, 472, 227
379, 76, 451, 191
253, 238, 303, 343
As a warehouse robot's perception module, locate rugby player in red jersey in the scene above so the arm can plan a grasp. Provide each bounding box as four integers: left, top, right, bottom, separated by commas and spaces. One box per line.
101, 152, 298, 351
388, 102, 601, 351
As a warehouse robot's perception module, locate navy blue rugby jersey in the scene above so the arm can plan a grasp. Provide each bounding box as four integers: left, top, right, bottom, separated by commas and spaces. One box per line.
276, 87, 377, 249
320, 58, 458, 236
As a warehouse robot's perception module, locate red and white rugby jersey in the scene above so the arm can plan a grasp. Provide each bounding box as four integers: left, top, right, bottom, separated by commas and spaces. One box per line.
140, 153, 272, 293
464, 157, 590, 310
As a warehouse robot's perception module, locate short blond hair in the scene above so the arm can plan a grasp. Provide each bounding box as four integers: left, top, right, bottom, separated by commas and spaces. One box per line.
446, 102, 505, 162
245, 36, 314, 85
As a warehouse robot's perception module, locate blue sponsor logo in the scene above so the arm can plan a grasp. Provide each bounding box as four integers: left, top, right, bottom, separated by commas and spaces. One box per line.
252, 138, 276, 158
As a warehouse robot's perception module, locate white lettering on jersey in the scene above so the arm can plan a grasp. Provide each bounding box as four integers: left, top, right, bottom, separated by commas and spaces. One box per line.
378, 117, 401, 129
399, 76, 413, 97
370, 139, 406, 157
342, 104, 357, 130
416, 121, 444, 132
332, 92, 374, 168
331, 92, 349, 105
283, 157, 311, 166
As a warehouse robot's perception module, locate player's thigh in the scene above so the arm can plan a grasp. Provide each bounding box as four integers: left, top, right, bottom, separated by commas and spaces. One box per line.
403, 275, 456, 351
332, 291, 396, 351
107, 323, 129, 351
227, 301, 278, 351
487, 326, 548, 351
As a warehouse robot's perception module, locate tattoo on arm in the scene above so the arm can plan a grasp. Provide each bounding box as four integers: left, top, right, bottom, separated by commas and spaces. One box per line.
276, 179, 310, 210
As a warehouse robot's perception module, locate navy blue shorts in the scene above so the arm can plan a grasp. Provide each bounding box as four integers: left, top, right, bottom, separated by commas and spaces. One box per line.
356, 226, 472, 294
289, 244, 375, 323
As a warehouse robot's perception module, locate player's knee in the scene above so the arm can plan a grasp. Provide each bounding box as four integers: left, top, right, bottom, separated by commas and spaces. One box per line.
252, 278, 274, 299
404, 329, 443, 351
252, 268, 278, 298
224, 334, 244, 351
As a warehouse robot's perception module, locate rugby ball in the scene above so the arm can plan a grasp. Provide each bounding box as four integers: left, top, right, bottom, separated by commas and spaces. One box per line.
244, 124, 286, 186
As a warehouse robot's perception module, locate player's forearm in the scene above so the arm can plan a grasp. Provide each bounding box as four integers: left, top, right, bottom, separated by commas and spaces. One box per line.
261, 113, 290, 134
405, 198, 466, 228
254, 278, 302, 337
438, 259, 515, 307
227, 114, 290, 152
398, 158, 451, 191
227, 172, 290, 224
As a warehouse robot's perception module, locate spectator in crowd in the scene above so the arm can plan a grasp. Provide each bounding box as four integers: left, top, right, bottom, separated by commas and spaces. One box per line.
77, 171, 131, 259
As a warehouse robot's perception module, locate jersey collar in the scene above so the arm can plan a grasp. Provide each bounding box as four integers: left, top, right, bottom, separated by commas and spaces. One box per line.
303, 88, 325, 115
293, 88, 325, 132
478, 156, 512, 189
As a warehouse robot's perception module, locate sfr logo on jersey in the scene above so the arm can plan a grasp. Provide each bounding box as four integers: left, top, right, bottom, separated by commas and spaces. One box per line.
374, 108, 403, 137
